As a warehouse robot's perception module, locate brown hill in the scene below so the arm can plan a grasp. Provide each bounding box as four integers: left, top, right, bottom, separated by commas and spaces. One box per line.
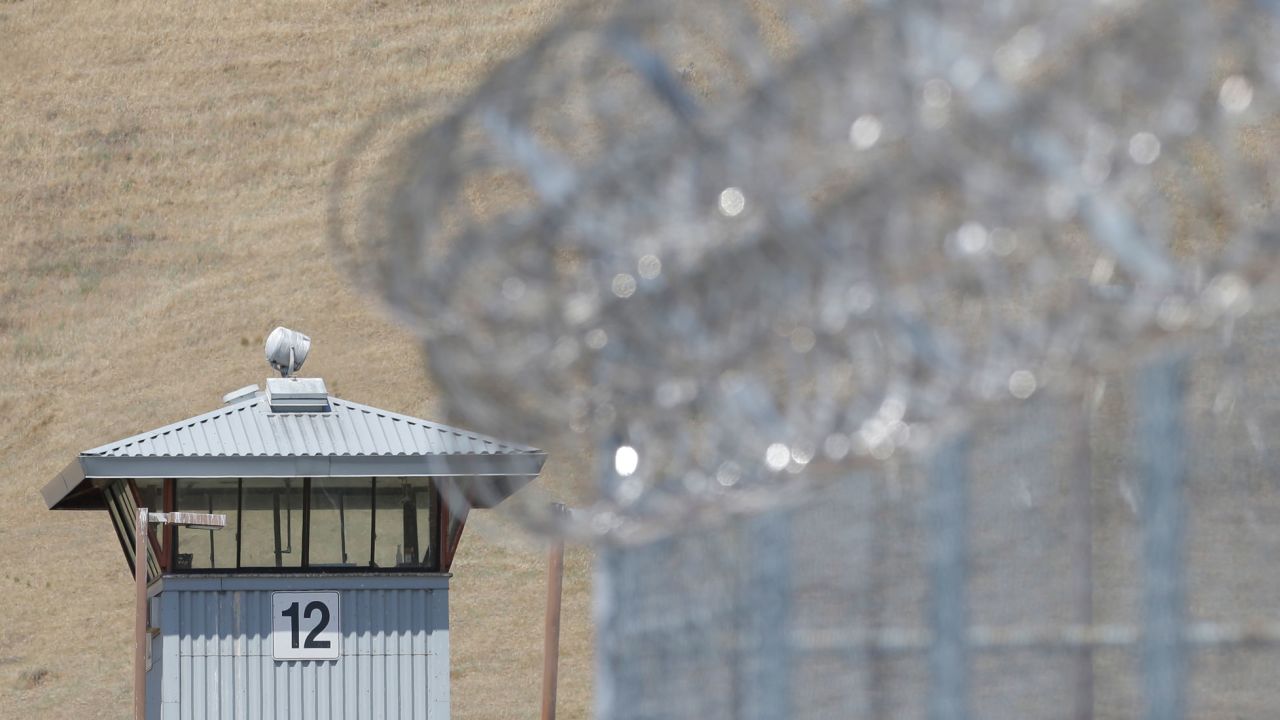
0, 1, 592, 718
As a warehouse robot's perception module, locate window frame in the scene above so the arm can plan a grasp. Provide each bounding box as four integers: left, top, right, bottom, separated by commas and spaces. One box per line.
170, 477, 444, 574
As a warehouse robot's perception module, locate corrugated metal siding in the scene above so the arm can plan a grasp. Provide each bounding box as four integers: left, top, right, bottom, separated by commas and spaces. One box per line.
149, 578, 449, 720
83, 397, 538, 459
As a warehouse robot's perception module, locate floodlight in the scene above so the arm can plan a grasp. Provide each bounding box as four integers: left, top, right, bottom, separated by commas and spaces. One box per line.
265, 327, 311, 377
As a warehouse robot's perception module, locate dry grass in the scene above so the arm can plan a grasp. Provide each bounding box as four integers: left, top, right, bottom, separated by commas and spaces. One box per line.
0, 1, 590, 717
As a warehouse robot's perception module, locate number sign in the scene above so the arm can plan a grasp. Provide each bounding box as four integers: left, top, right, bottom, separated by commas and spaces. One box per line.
272, 592, 341, 660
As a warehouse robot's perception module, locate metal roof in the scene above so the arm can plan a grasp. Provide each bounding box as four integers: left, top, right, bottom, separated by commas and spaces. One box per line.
43, 391, 546, 511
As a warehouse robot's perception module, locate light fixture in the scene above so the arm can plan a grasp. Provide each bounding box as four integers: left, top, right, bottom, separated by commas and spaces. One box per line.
265, 327, 311, 377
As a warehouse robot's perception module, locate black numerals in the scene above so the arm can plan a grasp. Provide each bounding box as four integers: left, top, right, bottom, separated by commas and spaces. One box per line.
280, 600, 332, 649
303, 600, 331, 648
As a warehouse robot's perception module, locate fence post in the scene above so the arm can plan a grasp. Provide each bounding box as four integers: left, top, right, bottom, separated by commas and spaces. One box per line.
741, 509, 791, 720
1071, 402, 1095, 720
1138, 355, 1189, 720
541, 503, 568, 720
928, 433, 971, 720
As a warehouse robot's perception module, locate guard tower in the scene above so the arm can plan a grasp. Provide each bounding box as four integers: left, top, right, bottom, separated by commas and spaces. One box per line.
42, 329, 546, 719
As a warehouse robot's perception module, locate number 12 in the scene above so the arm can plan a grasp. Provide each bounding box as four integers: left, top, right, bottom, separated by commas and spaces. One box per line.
280, 600, 331, 649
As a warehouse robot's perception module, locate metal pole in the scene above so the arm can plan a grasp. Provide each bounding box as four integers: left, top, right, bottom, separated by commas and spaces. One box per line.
928, 433, 971, 720
541, 503, 567, 720
868, 469, 891, 720
1071, 402, 1095, 720
134, 506, 149, 720
1138, 355, 1189, 720
741, 508, 792, 720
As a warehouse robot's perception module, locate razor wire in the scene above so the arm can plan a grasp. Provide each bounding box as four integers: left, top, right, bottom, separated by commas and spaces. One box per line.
330, 0, 1280, 542
325, 3, 1280, 718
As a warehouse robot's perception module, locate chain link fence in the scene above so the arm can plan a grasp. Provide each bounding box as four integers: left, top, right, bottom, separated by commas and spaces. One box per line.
598, 329, 1280, 718
330, 0, 1280, 716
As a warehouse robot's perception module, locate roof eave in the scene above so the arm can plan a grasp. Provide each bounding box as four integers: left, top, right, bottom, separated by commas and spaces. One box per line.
42, 451, 548, 510
76, 452, 547, 479
41, 458, 100, 510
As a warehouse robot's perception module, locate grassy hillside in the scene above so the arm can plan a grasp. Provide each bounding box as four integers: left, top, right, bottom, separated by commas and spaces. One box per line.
0, 1, 592, 718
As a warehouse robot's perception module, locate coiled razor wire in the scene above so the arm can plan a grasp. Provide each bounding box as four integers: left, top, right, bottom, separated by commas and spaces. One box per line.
329, 0, 1280, 541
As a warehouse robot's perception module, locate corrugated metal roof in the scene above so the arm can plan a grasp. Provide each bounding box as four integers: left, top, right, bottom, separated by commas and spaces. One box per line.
43, 392, 546, 511
82, 396, 538, 459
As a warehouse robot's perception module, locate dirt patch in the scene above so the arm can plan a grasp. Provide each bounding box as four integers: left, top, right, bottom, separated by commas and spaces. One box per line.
19, 225, 160, 296
82, 125, 144, 169
15, 668, 51, 691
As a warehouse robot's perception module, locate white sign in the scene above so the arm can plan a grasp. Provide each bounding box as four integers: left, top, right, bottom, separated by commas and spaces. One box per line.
272, 592, 341, 661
